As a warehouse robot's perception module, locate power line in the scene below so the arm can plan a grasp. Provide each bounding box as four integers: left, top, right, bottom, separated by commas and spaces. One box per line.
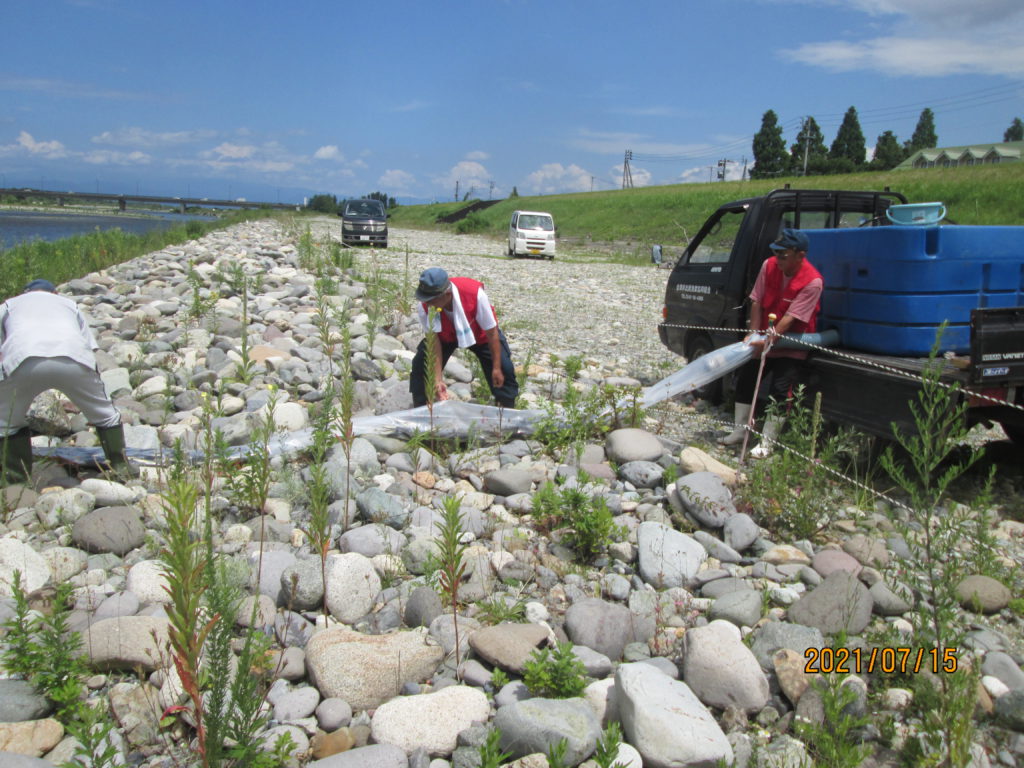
628, 82, 1022, 168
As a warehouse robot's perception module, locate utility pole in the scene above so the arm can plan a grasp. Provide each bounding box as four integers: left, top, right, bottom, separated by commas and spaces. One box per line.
454, 180, 459, 202
488, 180, 495, 199
622, 150, 633, 189
717, 158, 731, 181
741, 157, 748, 181
801, 117, 811, 177
590, 176, 595, 193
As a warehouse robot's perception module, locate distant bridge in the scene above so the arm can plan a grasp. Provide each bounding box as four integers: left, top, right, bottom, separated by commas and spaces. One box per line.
0, 188, 300, 213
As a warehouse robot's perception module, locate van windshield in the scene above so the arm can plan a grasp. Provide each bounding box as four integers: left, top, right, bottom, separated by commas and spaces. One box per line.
345, 200, 386, 217
518, 214, 553, 231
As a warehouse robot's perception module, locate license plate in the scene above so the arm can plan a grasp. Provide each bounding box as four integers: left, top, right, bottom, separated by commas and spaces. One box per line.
529, 248, 540, 254
360, 235, 369, 241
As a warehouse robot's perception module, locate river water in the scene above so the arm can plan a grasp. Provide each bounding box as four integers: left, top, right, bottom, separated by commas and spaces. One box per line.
0, 209, 217, 250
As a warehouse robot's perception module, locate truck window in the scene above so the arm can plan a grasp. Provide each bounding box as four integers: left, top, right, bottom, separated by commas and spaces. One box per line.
685, 208, 746, 265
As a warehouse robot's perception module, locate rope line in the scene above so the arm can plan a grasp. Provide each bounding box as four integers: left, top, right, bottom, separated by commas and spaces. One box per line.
656, 321, 1024, 413
646, 401, 916, 515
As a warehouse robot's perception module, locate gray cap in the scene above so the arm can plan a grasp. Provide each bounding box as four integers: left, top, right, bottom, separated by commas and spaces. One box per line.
769, 228, 809, 252
415, 267, 451, 302
23, 279, 57, 293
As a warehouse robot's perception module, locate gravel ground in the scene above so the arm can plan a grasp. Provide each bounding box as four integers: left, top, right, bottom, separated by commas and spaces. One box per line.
306, 220, 684, 384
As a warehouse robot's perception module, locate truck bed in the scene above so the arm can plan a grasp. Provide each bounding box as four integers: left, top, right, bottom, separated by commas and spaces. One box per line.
805, 347, 1015, 440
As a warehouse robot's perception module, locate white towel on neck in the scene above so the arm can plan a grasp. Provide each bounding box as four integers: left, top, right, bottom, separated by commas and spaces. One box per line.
447, 285, 477, 348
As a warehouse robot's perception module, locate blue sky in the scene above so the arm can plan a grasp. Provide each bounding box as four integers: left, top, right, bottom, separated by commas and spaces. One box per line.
2, 0, 1022, 204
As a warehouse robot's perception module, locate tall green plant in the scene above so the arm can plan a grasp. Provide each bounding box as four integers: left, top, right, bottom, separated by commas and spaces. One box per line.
878, 330, 992, 767
435, 495, 468, 669
738, 388, 859, 540
160, 477, 216, 763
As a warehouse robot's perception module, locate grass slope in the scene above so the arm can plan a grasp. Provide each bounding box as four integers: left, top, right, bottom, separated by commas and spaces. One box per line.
390, 163, 1024, 246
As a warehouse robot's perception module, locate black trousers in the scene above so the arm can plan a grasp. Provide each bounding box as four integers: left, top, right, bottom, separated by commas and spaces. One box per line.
410, 330, 519, 408
735, 356, 804, 408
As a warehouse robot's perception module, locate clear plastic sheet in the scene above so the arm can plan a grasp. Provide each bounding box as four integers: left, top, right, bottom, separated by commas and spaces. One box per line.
37, 333, 837, 468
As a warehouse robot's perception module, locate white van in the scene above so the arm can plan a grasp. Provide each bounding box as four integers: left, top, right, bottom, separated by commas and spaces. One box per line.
508, 210, 556, 259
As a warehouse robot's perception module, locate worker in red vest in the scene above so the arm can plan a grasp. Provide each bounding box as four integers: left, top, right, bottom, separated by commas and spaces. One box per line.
718, 228, 823, 457
410, 267, 519, 408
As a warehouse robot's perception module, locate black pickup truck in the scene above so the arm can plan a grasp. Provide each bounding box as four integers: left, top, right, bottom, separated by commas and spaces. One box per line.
657, 188, 1024, 444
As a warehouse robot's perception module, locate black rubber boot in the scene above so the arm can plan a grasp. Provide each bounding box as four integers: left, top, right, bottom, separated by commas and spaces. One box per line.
95, 424, 139, 480
1, 428, 33, 485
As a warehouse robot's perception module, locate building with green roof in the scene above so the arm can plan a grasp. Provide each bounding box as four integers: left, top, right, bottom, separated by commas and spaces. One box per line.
895, 141, 1024, 170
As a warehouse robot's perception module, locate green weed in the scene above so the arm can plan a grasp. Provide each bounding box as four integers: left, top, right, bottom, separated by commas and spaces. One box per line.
531, 479, 624, 562
878, 330, 996, 766
435, 495, 468, 668
523, 641, 588, 698
795, 674, 871, 768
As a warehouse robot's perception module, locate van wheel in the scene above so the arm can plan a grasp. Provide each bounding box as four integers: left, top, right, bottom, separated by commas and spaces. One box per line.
686, 334, 724, 405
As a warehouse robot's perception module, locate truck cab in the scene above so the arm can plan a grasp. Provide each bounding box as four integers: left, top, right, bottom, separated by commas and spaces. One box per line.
659, 188, 905, 369
657, 188, 1024, 444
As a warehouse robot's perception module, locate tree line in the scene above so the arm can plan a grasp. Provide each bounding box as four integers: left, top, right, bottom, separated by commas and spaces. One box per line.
751, 108, 1024, 179
306, 190, 397, 214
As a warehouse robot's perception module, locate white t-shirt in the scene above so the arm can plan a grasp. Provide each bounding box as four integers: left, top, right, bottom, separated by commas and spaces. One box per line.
416, 285, 497, 335
0, 291, 99, 377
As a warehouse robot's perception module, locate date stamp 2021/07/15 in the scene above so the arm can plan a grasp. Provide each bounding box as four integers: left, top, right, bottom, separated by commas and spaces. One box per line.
804, 647, 959, 675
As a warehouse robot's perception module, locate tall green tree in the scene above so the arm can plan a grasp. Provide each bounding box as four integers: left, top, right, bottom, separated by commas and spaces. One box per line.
365, 190, 398, 208
307, 193, 338, 214
751, 110, 789, 179
829, 106, 867, 169
789, 116, 828, 175
905, 108, 938, 154
870, 130, 905, 170
1004, 117, 1024, 142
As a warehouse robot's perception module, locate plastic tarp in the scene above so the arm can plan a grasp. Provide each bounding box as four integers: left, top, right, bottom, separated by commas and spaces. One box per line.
36, 333, 836, 468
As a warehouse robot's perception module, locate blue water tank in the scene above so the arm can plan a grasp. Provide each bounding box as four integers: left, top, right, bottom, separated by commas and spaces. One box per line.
804, 225, 1024, 355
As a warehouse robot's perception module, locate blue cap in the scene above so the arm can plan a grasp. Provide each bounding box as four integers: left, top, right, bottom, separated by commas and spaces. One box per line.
769, 228, 809, 252
415, 267, 451, 302
23, 279, 56, 293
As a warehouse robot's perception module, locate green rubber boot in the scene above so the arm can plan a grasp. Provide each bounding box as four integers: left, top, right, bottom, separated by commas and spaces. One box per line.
1, 428, 33, 485
96, 424, 140, 480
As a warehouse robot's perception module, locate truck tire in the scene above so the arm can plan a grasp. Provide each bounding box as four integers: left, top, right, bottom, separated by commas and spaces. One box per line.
686, 333, 724, 405
1001, 422, 1024, 448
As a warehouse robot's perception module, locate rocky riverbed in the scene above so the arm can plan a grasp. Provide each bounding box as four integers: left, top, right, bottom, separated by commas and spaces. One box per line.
0, 218, 1022, 768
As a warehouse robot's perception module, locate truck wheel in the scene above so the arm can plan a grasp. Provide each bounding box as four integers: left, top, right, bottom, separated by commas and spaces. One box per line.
686, 334, 724, 405
1001, 422, 1024, 448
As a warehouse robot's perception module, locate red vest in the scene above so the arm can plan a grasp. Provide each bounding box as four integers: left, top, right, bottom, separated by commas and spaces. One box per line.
758, 257, 822, 334
428, 277, 494, 345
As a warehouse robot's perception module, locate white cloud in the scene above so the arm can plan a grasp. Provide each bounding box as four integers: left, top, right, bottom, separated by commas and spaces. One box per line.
82, 149, 151, 165
676, 160, 744, 184
205, 142, 256, 160
190, 141, 297, 175
378, 169, 416, 193
786, 0, 1024, 76
91, 127, 215, 147
840, 0, 1023, 30
313, 145, 343, 160
15, 131, 67, 159
522, 163, 592, 195
465, 150, 490, 161
434, 161, 491, 195
788, 36, 1024, 77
